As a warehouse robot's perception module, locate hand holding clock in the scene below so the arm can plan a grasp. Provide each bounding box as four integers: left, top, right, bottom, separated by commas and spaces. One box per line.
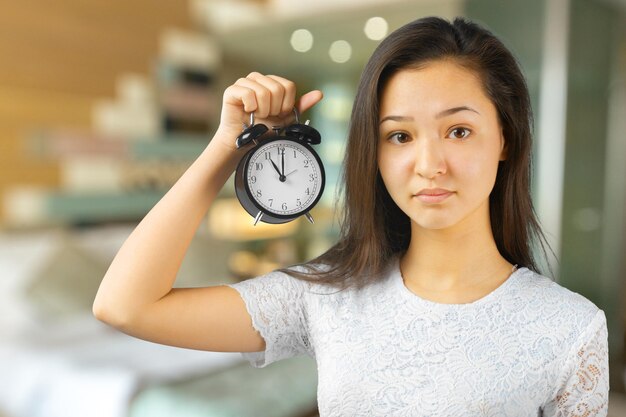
217, 72, 323, 152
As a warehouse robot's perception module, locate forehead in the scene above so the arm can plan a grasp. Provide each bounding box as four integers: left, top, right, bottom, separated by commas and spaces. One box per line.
379, 61, 493, 113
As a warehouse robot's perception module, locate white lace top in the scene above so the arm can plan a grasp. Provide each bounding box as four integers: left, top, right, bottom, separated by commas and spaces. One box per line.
227, 258, 609, 416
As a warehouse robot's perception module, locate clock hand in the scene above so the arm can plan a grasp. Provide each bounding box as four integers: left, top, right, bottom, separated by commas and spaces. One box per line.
269, 159, 281, 176
285, 169, 298, 177
281, 149, 285, 177
269, 158, 286, 182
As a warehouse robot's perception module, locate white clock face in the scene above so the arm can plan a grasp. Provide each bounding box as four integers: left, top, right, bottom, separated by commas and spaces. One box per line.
246, 139, 323, 217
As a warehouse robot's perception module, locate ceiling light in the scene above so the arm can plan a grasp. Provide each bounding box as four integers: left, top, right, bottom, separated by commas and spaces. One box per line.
329, 40, 352, 63
290, 29, 314, 52
364, 17, 388, 41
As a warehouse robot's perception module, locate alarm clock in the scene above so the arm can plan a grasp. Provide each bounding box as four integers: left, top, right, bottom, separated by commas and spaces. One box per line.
234, 110, 325, 225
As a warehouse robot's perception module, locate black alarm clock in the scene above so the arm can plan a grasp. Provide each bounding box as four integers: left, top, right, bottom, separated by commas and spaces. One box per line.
234, 110, 325, 225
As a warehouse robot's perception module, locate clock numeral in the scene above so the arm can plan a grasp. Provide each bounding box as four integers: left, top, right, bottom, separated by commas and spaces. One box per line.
282, 203, 288, 210
305, 187, 311, 196
309, 173, 315, 182
268, 198, 273, 207
304, 160, 310, 168
255, 162, 264, 171
296, 199, 302, 207
256, 189, 262, 198
264, 152, 271, 160
250, 176, 257, 184
293, 150, 297, 158
278, 146, 286, 154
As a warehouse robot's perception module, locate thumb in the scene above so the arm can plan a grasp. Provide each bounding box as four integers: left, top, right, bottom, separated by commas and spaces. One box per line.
296, 90, 323, 115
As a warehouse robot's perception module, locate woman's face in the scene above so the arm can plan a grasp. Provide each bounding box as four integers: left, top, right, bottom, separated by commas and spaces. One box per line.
377, 60, 506, 233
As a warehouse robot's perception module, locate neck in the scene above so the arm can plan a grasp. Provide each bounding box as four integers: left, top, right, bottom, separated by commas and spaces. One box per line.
400, 215, 512, 292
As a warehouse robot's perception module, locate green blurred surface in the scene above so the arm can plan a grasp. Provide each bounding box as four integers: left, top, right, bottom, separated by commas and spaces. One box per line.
130, 356, 318, 417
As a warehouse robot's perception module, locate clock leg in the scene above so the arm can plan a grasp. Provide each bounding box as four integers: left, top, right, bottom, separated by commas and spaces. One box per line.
305, 212, 315, 224
254, 211, 264, 226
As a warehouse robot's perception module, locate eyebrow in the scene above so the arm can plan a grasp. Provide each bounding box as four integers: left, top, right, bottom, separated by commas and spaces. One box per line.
379, 106, 480, 125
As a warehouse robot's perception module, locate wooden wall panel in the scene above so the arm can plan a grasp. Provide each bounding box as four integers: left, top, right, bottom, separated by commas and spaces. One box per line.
0, 0, 193, 224
0, 0, 192, 94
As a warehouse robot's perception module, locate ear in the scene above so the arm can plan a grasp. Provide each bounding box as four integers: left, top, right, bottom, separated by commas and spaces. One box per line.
498, 128, 508, 161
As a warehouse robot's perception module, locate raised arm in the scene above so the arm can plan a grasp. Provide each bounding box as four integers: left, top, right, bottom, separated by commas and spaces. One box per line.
92, 72, 323, 352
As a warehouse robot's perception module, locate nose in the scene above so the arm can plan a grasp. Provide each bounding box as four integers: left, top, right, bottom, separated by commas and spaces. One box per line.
413, 137, 447, 179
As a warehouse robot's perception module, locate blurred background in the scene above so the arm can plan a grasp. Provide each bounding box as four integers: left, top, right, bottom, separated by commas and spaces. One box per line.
0, 0, 624, 416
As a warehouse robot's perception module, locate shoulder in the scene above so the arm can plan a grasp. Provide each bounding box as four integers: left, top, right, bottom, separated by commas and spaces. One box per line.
230, 262, 337, 295
511, 268, 602, 338
515, 268, 599, 313
275, 260, 396, 305
228, 264, 368, 324
513, 271, 610, 408
230, 266, 308, 291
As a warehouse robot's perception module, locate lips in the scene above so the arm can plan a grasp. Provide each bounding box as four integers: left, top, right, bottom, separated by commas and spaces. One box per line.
416, 188, 453, 196
415, 188, 454, 203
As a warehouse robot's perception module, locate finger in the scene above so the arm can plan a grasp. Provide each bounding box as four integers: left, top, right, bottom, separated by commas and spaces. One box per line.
223, 84, 258, 114
247, 72, 286, 117
296, 90, 324, 115
267, 75, 297, 116
233, 77, 272, 118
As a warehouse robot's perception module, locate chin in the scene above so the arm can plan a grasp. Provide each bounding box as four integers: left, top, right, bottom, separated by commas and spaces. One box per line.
409, 215, 459, 231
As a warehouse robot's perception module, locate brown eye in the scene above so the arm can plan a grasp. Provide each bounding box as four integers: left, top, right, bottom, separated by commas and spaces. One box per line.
389, 132, 410, 144
448, 127, 471, 140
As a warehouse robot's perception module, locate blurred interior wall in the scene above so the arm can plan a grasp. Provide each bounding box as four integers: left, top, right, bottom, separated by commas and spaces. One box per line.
604, 2, 626, 395
0, 0, 192, 224
560, 0, 625, 392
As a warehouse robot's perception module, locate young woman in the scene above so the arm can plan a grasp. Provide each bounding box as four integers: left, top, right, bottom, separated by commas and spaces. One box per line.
94, 16, 609, 416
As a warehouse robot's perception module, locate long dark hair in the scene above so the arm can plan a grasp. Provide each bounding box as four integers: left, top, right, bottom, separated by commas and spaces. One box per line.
282, 16, 552, 290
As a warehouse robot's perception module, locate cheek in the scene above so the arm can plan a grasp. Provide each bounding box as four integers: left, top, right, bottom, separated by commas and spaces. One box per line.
450, 148, 499, 190
378, 149, 412, 183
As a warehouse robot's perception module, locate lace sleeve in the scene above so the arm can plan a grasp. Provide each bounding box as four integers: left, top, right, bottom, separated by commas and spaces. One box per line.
227, 270, 313, 368
542, 310, 609, 416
